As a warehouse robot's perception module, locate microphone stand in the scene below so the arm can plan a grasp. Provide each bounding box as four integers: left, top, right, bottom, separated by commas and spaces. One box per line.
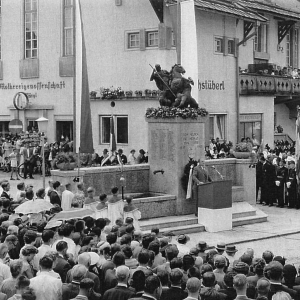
211, 166, 224, 180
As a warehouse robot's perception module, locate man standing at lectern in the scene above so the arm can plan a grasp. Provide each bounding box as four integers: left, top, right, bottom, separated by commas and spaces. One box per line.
192, 159, 212, 215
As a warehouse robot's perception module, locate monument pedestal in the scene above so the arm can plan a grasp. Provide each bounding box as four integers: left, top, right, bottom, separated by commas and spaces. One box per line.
197, 180, 232, 232
146, 117, 207, 215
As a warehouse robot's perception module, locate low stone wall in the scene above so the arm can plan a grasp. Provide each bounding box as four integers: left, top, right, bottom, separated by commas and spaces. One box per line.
51, 164, 150, 195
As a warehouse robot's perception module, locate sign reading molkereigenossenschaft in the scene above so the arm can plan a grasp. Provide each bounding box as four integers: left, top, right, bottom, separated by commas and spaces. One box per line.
0, 81, 66, 90
198, 80, 225, 91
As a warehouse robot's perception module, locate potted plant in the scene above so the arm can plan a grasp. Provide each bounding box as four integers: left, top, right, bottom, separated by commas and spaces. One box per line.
125, 90, 133, 97
144, 89, 152, 97
90, 91, 97, 98
56, 153, 77, 170
151, 90, 159, 97
233, 142, 252, 159
135, 90, 143, 97
116, 87, 125, 98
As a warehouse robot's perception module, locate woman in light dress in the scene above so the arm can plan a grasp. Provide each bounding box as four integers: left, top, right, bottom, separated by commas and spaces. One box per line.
123, 196, 141, 231
107, 187, 124, 226
95, 194, 108, 219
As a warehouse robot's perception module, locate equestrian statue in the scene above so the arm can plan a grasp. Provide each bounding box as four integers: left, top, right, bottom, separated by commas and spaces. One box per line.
150, 63, 199, 109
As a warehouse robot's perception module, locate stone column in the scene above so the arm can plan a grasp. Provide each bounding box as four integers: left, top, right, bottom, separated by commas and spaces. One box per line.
146, 117, 208, 215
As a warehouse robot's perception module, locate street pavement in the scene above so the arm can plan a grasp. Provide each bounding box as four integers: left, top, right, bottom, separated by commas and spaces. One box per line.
2, 170, 300, 268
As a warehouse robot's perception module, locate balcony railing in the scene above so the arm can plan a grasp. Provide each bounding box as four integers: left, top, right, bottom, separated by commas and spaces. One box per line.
240, 73, 300, 96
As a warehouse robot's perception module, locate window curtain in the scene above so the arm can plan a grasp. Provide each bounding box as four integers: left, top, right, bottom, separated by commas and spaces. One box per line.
216, 115, 225, 140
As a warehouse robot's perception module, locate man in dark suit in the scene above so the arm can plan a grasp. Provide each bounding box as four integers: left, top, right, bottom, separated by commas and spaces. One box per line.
103, 265, 135, 300
256, 154, 264, 203
50, 181, 61, 207
287, 161, 298, 208
160, 268, 187, 300
66, 252, 101, 293
129, 275, 162, 300
192, 159, 212, 215
275, 159, 288, 208
0, 182, 11, 200
261, 156, 276, 206
54, 241, 72, 283
23, 143, 36, 179
70, 278, 100, 300
267, 261, 297, 300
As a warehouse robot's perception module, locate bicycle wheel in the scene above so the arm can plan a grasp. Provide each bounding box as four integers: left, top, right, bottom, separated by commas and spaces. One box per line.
17, 163, 25, 179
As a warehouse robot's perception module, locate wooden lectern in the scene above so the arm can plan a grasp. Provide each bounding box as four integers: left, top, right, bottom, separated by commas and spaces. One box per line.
197, 180, 232, 232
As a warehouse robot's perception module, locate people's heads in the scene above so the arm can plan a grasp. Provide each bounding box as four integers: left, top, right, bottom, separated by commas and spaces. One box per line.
39, 256, 53, 270
53, 181, 61, 190
121, 244, 133, 259
112, 251, 126, 267
233, 274, 247, 293
77, 182, 84, 191
214, 255, 226, 269
36, 188, 45, 199
10, 259, 23, 278
272, 291, 292, 300
78, 252, 91, 268
170, 268, 183, 285
116, 265, 130, 284
182, 254, 195, 271
56, 241, 68, 254
202, 272, 216, 287
4, 234, 18, 250
83, 217, 94, 229
138, 249, 150, 265
267, 261, 283, 281
283, 264, 297, 283
25, 189, 34, 200
1, 181, 10, 191
41, 230, 55, 244
111, 186, 118, 195
186, 277, 201, 296
257, 278, 271, 296
16, 275, 30, 292
132, 270, 146, 291
87, 187, 94, 197
188, 266, 201, 279
233, 262, 249, 275
62, 223, 74, 237
17, 182, 25, 191
139, 149, 145, 155
224, 271, 238, 288
125, 196, 133, 205
262, 250, 274, 264
23, 230, 37, 245
79, 278, 95, 297
99, 194, 107, 202
7, 225, 19, 235
72, 264, 88, 282
253, 258, 266, 276
148, 241, 160, 256
157, 269, 169, 287
142, 234, 155, 249
106, 233, 117, 245
103, 149, 108, 155
144, 275, 161, 298
21, 245, 38, 261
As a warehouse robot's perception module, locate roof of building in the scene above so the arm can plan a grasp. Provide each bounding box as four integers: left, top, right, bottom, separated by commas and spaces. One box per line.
194, 0, 268, 22
166, 0, 300, 21
240, 0, 300, 21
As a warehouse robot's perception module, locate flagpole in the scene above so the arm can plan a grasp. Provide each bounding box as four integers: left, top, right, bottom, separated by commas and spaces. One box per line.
73, 0, 77, 152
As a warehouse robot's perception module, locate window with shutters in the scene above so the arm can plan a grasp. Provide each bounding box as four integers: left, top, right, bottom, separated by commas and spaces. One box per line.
63, 0, 74, 56
228, 39, 235, 55
24, 0, 38, 59
146, 31, 158, 47
214, 37, 223, 53
127, 32, 140, 49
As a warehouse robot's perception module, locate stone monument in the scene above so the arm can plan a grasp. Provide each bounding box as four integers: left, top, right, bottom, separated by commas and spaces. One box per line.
146, 116, 208, 215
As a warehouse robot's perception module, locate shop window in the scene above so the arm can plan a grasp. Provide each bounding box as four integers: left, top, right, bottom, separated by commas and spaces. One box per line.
24, 0, 38, 59
56, 121, 73, 142
63, 0, 74, 56
99, 115, 128, 145
209, 114, 227, 141
0, 121, 9, 137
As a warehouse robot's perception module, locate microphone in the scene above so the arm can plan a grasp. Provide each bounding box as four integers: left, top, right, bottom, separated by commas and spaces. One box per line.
211, 165, 224, 180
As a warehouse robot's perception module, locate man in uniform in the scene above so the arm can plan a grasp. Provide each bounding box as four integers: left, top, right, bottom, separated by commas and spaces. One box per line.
275, 158, 288, 208
287, 160, 298, 208
261, 156, 276, 206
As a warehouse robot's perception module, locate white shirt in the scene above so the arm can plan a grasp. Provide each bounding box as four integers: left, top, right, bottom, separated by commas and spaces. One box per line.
36, 269, 61, 280
30, 271, 62, 300
36, 244, 52, 263
0, 259, 11, 285
176, 243, 190, 258
61, 190, 74, 211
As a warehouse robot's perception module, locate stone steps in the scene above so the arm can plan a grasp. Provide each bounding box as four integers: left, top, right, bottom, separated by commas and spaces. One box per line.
140, 202, 267, 234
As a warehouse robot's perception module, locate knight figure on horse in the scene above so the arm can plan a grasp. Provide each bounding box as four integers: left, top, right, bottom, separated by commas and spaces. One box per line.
150, 63, 199, 109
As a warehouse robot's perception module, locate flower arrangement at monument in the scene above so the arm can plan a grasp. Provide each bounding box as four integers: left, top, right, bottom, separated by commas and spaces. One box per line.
145, 106, 208, 119
100, 87, 124, 99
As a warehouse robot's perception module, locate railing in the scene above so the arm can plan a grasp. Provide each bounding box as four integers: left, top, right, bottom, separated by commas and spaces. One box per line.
240, 73, 300, 96
274, 133, 294, 143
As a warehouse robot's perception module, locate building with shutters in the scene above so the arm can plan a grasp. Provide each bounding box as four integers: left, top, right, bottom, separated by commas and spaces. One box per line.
0, 0, 300, 154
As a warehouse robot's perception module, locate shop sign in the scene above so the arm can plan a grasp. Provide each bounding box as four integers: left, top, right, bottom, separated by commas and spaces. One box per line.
198, 80, 225, 91
0, 81, 66, 90
240, 114, 262, 122
20, 132, 41, 144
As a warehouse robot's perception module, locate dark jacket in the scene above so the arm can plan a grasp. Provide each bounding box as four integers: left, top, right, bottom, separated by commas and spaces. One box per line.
53, 256, 72, 283
103, 285, 135, 300
63, 281, 101, 300
268, 283, 298, 300
49, 190, 61, 206
160, 286, 187, 300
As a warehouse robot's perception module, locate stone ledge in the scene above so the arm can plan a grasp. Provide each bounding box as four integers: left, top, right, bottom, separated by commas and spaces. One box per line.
146, 116, 208, 123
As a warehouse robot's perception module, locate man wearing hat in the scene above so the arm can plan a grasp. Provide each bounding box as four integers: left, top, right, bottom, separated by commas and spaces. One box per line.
225, 245, 238, 270
176, 234, 190, 258
216, 242, 226, 255
197, 241, 209, 263
287, 160, 298, 208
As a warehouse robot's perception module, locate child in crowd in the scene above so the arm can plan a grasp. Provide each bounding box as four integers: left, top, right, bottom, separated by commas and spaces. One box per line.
9, 148, 19, 180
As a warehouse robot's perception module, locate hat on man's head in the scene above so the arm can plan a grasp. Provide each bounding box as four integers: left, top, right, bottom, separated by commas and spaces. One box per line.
189, 247, 199, 256
226, 245, 238, 253
88, 252, 100, 266
163, 231, 175, 237
273, 256, 286, 266
111, 225, 119, 233
177, 234, 190, 244
165, 244, 179, 257
233, 262, 249, 274
215, 242, 226, 251
133, 230, 142, 238
197, 241, 209, 250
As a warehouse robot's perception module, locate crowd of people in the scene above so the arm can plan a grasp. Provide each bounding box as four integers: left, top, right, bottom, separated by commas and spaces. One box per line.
0, 179, 296, 300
